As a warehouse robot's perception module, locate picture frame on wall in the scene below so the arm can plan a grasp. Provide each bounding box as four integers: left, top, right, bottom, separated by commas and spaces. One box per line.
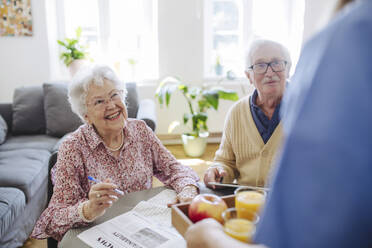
0, 0, 33, 36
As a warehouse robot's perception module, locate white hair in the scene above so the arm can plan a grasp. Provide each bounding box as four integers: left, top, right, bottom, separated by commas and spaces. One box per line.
245, 39, 292, 74
68, 64, 127, 121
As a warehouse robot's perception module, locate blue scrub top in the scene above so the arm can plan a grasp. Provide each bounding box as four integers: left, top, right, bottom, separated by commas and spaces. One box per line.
254, 1, 372, 247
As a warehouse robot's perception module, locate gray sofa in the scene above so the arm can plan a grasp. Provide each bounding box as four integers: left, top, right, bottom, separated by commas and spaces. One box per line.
0, 82, 156, 248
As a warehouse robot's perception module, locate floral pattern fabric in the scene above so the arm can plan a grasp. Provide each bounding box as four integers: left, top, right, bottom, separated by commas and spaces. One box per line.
31, 119, 199, 241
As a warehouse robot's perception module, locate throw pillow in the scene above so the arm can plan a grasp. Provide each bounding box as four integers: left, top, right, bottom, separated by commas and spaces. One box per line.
43, 82, 83, 137
12, 86, 46, 134
125, 82, 139, 118
0, 114, 8, 144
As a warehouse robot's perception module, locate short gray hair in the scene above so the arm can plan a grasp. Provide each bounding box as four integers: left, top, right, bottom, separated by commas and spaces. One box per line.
245, 39, 292, 74
68, 64, 127, 121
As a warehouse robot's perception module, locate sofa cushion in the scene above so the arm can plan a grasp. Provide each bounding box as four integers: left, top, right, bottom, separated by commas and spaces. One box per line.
12, 86, 46, 135
0, 115, 7, 144
0, 135, 58, 152
43, 82, 83, 138
0, 187, 26, 238
0, 149, 51, 201
125, 82, 139, 118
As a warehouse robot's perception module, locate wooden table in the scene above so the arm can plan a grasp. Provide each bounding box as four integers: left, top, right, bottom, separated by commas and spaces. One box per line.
59, 184, 234, 247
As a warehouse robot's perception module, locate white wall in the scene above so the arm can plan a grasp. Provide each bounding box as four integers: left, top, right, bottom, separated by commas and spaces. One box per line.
302, 0, 339, 44
158, 0, 203, 83
0, 0, 52, 102
0, 0, 340, 135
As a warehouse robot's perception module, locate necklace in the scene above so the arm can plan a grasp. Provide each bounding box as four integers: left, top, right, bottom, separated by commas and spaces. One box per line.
106, 130, 124, 152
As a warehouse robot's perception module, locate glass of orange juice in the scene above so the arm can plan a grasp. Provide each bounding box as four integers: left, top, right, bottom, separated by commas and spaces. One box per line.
222, 208, 258, 243
234, 187, 266, 220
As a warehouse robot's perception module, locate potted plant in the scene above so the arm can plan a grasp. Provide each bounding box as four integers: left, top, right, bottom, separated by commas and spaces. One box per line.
155, 77, 239, 157
57, 27, 89, 76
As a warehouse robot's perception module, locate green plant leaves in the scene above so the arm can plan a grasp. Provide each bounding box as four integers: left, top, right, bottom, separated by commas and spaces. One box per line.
178, 84, 188, 94
155, 77, 180, 107
189, 87, 201, 99
202, 88, 239, 110
57, 27, 87, 66
154, 83, 164, 105
192, 112, 208, 135
218, 89, 239, 101
57, 40, 66, 47
70, 39, 78, 46
76, 27, 82, 39
155, 76, 239, 136
183, 113, 191, 124
203, 89, 219, 110
165, 87, 172, 106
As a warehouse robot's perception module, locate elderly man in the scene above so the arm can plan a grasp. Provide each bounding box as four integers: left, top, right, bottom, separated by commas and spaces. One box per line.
204, 39, 291, 188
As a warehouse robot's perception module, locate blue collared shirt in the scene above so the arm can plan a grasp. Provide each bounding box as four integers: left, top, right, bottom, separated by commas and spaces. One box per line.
250, 89, 281, 144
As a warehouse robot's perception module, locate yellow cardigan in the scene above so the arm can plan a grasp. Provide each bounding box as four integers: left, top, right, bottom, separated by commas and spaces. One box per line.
212, 96, 283, 187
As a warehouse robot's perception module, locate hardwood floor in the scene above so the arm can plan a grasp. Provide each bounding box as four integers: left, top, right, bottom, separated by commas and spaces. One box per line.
23, 143, 219, 248
22, 238, 46, 248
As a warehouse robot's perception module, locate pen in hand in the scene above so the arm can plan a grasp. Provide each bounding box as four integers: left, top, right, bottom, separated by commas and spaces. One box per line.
88, 176, 124, 195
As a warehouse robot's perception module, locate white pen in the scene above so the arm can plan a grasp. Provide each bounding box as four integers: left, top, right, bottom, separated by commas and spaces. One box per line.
87, 176, 124, 195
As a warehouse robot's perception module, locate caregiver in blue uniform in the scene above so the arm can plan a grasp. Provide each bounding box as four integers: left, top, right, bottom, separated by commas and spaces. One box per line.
185, 0, 372, 247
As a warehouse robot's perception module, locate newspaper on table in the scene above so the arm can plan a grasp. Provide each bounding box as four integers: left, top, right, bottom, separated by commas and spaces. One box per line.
78, 189, 186, 248
146, 188, 177, 206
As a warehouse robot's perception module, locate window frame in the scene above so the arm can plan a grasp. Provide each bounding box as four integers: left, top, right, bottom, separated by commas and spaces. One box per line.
204, 0, 253, 80
204, 0, 304, 80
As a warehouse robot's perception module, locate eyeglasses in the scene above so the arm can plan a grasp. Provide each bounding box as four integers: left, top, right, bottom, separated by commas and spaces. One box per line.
248, 60, 287, 74
87, 90, 124, 109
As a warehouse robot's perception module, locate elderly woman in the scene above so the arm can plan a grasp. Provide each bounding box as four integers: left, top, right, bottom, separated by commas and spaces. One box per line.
31, 65, 199, 241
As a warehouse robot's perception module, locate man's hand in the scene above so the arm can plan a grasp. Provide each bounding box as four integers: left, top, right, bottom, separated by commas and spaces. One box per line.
204, 167, 228, 189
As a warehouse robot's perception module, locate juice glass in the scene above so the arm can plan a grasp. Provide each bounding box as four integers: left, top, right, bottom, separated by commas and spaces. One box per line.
222, 208, 258, 243
234, 187, 266, 220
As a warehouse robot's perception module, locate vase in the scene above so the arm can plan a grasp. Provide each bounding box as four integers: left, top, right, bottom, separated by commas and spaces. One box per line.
181, 131, 209, 157
68, 59, 87, 78
215, 63, 223, 76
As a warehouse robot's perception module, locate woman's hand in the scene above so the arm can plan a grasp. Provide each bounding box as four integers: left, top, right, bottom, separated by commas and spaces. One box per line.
167, 185, 198, 207
178, 185, 198, 203
204, 167, 227, 189
83, 179, 123, 221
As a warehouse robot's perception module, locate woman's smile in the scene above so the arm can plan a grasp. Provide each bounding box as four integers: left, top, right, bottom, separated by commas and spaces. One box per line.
104, 111, 122, 121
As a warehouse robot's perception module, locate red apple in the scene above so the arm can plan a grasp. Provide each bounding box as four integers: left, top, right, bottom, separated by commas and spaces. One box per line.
188, 193, 228, 223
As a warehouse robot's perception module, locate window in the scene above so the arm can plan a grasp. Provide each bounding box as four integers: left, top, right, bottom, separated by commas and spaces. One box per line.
59, 0, 158, 81
204, 0, 305, 78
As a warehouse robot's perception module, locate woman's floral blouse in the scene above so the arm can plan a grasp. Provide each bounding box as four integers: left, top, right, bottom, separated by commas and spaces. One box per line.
31, 119, 199, 241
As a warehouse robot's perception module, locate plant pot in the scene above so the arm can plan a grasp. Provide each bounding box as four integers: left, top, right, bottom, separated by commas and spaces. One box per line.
68, 59, 87, 77
181, 132, 209, 157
